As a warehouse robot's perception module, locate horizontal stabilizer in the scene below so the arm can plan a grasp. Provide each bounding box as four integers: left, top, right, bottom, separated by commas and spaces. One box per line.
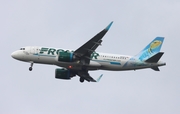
151, 67, 160, 71
145, 52, 164, 63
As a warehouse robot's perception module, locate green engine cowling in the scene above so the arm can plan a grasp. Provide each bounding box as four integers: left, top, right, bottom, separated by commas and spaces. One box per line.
55, 69, 72, 80
58, 51, 74, 62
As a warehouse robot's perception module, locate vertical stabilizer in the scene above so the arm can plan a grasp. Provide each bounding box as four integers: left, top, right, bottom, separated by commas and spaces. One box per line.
134, 37, 164, 61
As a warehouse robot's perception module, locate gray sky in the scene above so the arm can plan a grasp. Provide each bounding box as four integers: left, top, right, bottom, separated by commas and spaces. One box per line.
1, 0, 180, 114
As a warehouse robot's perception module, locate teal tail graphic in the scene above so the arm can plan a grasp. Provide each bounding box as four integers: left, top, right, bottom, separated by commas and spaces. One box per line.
134, 37, 164, 61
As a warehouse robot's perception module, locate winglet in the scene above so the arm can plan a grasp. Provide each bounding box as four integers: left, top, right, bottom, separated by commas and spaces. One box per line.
105, 21, 113, 30
96, 74, 103, 82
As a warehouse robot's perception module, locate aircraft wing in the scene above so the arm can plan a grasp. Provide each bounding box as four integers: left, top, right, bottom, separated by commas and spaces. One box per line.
74, 22, 113, 64
73, 22, 112, 82
79, 72, 103, 82
82, 74, 97, 82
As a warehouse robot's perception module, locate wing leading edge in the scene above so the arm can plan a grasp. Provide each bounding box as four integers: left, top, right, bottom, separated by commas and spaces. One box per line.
74, 21, 113, 64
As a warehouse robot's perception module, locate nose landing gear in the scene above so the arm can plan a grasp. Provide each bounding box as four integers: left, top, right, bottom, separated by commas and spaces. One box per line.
29, 62, 33, 71
29, 67, 32, 71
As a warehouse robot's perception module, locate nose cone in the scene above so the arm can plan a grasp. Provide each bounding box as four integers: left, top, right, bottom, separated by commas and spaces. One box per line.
11, 51, 19, 59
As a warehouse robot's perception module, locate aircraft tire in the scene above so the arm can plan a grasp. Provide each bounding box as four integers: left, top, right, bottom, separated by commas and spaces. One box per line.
80, 77, 84, 83
29, 67, 32, 71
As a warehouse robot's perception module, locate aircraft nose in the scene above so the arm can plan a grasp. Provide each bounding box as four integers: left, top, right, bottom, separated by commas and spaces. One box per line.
11, 51, 19, 59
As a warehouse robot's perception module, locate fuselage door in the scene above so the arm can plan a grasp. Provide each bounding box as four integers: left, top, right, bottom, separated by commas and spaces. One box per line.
30, 47, 39, 54
30, 47, 35, 54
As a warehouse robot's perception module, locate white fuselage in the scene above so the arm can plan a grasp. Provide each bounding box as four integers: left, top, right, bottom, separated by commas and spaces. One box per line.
11, 46, 165, 71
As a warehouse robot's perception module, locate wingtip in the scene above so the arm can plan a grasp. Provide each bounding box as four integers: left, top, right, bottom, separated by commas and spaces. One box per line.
96, 74, 103, 82
105, 21, 113, 30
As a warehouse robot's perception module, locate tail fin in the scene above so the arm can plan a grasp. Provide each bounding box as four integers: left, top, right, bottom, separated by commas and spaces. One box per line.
134, 37, 164, 61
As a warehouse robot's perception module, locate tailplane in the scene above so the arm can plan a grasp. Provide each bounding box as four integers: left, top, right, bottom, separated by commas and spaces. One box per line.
151, 67, 160, 71
145, 52, 164, 63
147, 52, 164, 71
134, 37, 164, 61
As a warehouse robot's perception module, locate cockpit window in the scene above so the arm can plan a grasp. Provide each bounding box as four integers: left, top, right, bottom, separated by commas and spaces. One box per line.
20, 48, 25, 50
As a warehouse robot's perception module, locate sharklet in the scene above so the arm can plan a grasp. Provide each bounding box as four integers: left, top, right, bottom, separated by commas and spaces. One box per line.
105, 21, 113, 31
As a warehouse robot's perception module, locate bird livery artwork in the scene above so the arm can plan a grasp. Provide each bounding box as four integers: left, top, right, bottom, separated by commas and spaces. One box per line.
138, 39, 162, 61
148, 40, 162, 54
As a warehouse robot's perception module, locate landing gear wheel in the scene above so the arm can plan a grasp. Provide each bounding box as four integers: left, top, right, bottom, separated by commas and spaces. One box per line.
29, 62, 33, 71
29, 67, 32, 71
80, 77, 84, 83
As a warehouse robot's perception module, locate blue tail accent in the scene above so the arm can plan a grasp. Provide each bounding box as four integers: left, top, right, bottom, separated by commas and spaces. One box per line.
134, 37, 164, 61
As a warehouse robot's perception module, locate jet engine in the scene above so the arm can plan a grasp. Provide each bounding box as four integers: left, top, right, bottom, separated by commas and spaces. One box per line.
55, 68, 75, 80
57, 51, 75, 62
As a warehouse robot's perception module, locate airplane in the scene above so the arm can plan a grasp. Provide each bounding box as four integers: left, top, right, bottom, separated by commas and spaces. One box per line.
11, 21, 166, 83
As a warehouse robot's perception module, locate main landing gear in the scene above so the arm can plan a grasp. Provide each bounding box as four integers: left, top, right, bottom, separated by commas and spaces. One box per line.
29, 62, 33, 71
80, 77, 84, 83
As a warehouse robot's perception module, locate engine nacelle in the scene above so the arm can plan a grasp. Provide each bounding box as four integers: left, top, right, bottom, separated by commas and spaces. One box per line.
58, 51, 74, 62
55, 68, 72, 80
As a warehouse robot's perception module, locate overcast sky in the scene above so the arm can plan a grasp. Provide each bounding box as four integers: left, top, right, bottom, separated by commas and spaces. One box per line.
1, 0, 180, 114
